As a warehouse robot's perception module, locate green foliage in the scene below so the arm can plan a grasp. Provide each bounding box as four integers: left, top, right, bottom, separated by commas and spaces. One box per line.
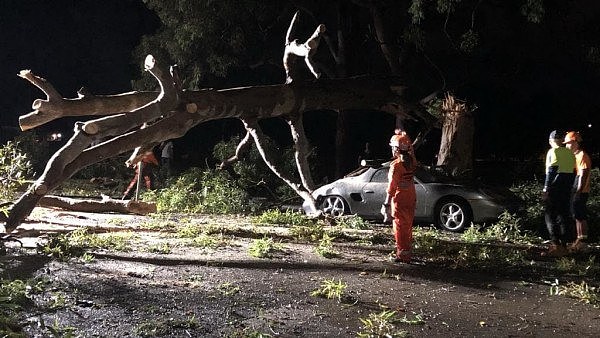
55, 178, 124, 198
436, 0, 460, 14
147, 242, 171, 254
413, 227, 446, 253
398, 313, 426, 325
199, 169, 257, 213
0, 278, 44, 309
0, 315, 24, 337
550, 280, 599, 305
408, 0, 425, 24
217, 282, 240, 296
143, 167, 256, 214
0, 140, 32, 202
512, 168, 600, 240
335, 215, 371, 230
586, 168, 600, 239
74, 154, 131, 180
521, 0, 545, 23
39, 232, 86, 260
460, 29, 479, 53
310, 279, 347, 302
510, 181, 545, 231
251, 209, 310, 226
290, 222, 326, 242
248, 236, 283, 258
39, 228, 134, 260
189, 233, 229, 248
0, 277, 46, 336
134, 0, 288, 89
13, 131, 50, 176
357, 310, 408, 338
455, 245, 526, 268
461, 212, 540, 244
213, 136, 300, 202
555, 256, 600, 277
46, 318, 77, 338
134, 316, 199, 337
315, 233, 339, 258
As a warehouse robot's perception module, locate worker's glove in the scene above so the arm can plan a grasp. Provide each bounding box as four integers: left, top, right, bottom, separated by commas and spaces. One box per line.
381, 204, 391, 223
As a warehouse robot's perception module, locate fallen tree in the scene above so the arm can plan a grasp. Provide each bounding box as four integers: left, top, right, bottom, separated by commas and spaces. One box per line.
0, 54, 437, 233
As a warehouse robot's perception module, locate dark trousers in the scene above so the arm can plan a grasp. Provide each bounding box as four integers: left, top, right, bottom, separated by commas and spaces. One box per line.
544, 187, 572, 245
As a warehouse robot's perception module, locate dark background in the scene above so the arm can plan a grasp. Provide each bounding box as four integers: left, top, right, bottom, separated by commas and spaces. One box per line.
1, 0, 598, 182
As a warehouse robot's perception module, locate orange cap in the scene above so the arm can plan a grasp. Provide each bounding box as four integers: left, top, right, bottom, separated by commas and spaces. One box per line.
564, 131, 582, 143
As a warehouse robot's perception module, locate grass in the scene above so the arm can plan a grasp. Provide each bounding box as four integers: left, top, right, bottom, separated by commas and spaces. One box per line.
335, 215, 371, 229
550, 280, 600, 305
45, 318, 78, 338
218, 282, 240, 296
555, 256, 599, 276
188, 233, 230, 248
251, 209, 311, 226
315, 233, 339, 258
0, 278, 46, 337
398, 313, 426, 325
310, 279, 347, 302
290, 222, 325, 242
248, 237, 284, 258
39, 228, 137, 260
146, 242, 172, 254
357, 310, 408, 338
461, 212, 541, 245
134, 316, 199, 337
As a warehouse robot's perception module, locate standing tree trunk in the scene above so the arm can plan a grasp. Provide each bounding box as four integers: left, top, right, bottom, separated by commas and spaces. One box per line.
334, 110, 350, 178
436, 93, 475, 176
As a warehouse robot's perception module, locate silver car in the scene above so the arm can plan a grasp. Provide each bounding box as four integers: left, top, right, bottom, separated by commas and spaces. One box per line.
304, 162, 521, 232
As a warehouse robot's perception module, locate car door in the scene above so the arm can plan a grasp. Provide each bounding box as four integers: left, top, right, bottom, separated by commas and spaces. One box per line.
413, 177, 428, 220
353, 167, 389, 218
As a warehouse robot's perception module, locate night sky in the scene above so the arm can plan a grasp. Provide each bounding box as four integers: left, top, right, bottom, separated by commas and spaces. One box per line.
0, 0, 158, 129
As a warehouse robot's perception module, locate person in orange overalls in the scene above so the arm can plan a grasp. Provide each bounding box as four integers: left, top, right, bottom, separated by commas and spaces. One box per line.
381, 129, 417, 263
122, 151, 159, 200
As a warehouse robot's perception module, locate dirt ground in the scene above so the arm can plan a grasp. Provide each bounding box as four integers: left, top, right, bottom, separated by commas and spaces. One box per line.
2, 208, 600, 337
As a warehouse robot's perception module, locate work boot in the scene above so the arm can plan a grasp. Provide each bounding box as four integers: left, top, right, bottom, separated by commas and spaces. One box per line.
569, 239, 587, 253
542, 244, 567, 258
394, 250, 411, 263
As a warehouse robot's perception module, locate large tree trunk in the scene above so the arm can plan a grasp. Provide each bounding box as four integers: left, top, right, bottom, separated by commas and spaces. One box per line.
436, 94, 474, 176
2, 54, 428, 232
334, 110, 351, 178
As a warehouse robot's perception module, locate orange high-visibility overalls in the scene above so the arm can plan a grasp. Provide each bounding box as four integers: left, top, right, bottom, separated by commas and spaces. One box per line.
387, 158, 416, 261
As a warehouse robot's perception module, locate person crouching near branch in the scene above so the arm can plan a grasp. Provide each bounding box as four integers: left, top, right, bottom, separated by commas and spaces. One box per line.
122, 151, 159, 200
542, 130, 575, 257
381, 129, 417, 263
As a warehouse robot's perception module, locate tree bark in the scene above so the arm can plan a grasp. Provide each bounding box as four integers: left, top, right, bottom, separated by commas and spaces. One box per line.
4, 60, 425, 233
335, 110, 351, 178
436, 94, 474, 176
38, 195, 157, 215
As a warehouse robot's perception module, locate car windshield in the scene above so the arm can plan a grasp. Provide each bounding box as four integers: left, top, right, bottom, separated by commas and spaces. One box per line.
344, 163, 452, 183
344, 166, 372, 178
415, 166, 452, 183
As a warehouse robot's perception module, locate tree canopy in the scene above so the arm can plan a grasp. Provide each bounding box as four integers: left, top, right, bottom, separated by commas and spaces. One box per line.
135, 0, 600, 160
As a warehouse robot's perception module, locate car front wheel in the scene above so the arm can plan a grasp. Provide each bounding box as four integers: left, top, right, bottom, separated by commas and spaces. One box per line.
321, 195, 348, 217
435, 198, 472, 232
